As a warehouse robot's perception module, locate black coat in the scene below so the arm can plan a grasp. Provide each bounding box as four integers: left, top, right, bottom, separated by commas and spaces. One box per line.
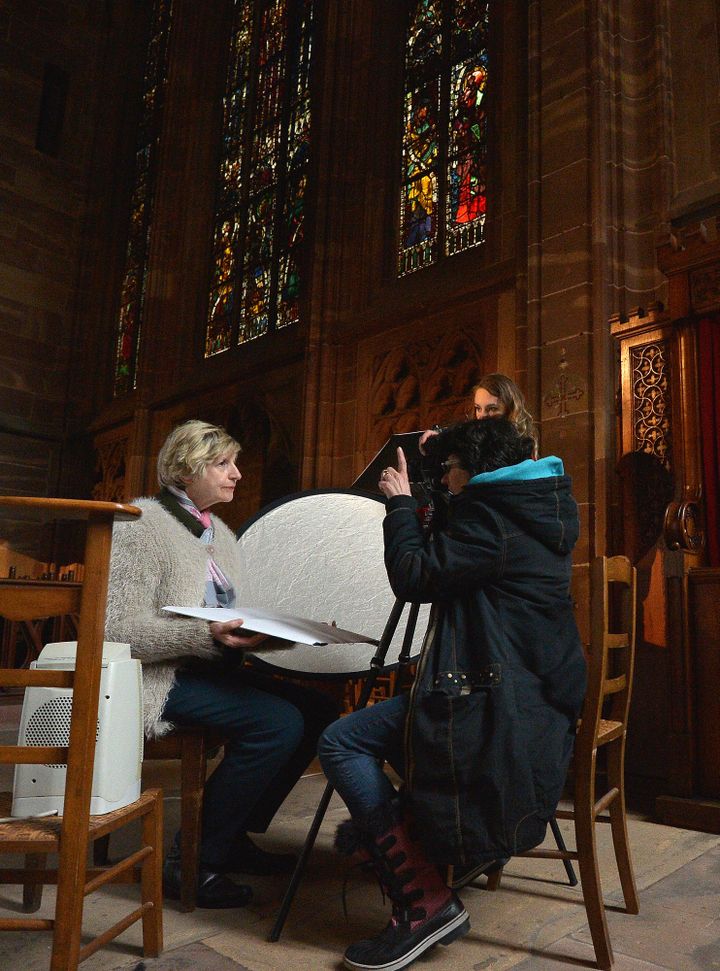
383, 469, 587, 865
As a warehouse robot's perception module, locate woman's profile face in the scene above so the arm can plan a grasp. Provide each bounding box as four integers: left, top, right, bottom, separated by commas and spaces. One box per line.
440, 453, 471, 495
184, 452, 241, 511
473, 387, 504, 419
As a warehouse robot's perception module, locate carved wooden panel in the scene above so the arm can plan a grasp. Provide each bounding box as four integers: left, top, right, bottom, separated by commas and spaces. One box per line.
689, 568, 720, 800
612, 296, 713, 823
630, 339, 673, 468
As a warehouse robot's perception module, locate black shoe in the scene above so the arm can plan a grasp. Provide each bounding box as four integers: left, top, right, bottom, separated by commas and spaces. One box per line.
218, 834, 297, 876
163, 859, 253, 909
343, 895, 469, 971
449, 857, 509, 890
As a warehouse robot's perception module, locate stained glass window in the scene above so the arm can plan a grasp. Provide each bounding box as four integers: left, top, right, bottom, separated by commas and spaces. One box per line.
113, 0, 173, 396
399, 0, 489, 276
205, 0, 313, 357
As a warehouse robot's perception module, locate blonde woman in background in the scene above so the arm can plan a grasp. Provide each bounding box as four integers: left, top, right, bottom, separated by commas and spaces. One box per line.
420, 373, 537, 454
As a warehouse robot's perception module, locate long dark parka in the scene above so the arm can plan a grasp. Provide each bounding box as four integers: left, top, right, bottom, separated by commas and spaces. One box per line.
382, 455, 587, 866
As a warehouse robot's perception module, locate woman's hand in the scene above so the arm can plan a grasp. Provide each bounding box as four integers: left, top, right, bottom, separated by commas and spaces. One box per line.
209, 618, 268, 650
378, 447, 412, 498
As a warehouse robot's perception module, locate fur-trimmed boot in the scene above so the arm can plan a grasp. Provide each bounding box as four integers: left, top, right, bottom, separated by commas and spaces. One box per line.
335, 803, 469, 971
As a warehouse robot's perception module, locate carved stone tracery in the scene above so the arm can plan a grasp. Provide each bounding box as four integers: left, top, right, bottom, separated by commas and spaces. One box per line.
93, 437, 128, 502
369, 332, 483, 446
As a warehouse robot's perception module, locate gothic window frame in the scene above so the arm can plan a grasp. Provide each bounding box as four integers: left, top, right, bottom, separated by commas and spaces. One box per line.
204, 0, 315, 358
398, 0, 490, 278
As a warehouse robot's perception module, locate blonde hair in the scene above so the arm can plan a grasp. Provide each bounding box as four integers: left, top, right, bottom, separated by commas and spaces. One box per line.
473, 373, 536, 442
157, 420, 241, 489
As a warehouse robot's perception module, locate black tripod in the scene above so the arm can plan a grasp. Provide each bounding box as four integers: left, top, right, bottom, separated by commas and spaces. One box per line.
268, 596, 421, 942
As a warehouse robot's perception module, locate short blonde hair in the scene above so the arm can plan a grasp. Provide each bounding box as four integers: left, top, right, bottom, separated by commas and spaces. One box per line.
473, 373, 536, 442
157, 420, 241, 489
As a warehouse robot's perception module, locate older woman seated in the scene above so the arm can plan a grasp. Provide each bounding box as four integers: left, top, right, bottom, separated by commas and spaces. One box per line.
105, 419, 338, 908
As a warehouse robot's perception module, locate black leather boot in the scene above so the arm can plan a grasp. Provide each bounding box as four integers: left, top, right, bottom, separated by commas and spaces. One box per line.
163, 836, 253, 909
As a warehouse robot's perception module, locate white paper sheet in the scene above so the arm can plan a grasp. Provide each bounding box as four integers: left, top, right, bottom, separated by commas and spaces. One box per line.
161, 605, 378, 646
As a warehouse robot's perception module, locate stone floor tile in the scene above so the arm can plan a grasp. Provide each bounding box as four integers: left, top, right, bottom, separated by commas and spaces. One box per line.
115, 942, 251, 970
508, 935, 680, 970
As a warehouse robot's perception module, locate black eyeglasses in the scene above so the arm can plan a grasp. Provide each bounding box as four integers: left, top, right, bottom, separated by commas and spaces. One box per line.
441, 460, 464, 473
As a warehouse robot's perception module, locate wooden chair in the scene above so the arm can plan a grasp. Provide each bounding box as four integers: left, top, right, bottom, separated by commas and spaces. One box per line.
0, 497, 163, 971
483, 555, 640, 970
94, 725, 226, 912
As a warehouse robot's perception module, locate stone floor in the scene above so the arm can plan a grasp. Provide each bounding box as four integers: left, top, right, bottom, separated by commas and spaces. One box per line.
0, 706, 719, 971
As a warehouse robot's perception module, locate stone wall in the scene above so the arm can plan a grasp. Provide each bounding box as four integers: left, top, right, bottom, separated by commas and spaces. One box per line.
0, 0, 142, 557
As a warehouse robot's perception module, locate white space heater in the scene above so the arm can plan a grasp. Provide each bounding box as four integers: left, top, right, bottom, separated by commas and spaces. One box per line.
12, 641, 143, 817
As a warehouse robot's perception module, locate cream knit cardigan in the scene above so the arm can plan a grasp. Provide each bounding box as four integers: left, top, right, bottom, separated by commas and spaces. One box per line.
104, 497, 244, 738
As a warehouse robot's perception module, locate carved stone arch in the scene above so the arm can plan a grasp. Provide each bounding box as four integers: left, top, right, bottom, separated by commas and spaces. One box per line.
423, 330, 484, 426
370, 346, 422, 443
367, 330, 486, 452
92, 423, 131, 502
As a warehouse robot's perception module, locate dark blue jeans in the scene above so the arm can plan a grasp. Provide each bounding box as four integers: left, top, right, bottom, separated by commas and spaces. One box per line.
163, 664, 338, 869
318, 693, 408, 819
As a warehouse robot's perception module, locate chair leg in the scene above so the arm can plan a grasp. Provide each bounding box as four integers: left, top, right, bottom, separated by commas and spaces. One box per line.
93, 833, 111, 866
575, 771, 613, 971
140, 790, 164, 957
22, 852, 46, 912
550, 816, 579, 886
607, 743, 639, 914
179, 737, 207, 912
485, 866, 503, 891
50, 830, 90, 971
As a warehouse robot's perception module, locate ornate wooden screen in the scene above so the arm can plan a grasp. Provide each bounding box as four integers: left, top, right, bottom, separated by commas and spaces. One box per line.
612, 225, 720, 832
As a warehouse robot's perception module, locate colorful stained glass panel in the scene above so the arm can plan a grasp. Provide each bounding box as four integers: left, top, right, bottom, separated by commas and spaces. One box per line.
204, 0, 253, 357
113, 0, 173, 396
451, 0, 489, 59
205, 0, 313, 354
403, 82, 440, 181
277, 252, 300, 328
398, 0, 489, 275
447, 56, 487, 253
406, 0, 442, 76
399, 172, 438, 274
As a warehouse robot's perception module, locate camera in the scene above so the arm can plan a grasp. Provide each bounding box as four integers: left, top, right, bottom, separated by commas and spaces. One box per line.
407, 433, 450, 533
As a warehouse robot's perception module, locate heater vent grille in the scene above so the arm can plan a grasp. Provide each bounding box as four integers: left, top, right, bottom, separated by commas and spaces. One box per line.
25, 697, 100, 768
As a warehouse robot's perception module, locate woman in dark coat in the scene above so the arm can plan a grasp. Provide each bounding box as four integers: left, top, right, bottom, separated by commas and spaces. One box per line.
319, 417, 587, 971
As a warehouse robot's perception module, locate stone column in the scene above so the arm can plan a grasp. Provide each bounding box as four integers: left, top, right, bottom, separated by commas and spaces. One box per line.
528, 0, 673, 635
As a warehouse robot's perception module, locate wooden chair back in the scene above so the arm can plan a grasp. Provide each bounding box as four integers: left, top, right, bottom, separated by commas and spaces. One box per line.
575, 554, 637, 767
481, 555, 640, 971
0, 497, 162, 971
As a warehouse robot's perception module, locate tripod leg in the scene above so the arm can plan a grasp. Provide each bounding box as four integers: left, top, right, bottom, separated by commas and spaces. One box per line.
268, 780, 336, 942
269, 598, 409, 942
393, 601, 420, 696
550, 815, 578, 886
353, 598, 406, 710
